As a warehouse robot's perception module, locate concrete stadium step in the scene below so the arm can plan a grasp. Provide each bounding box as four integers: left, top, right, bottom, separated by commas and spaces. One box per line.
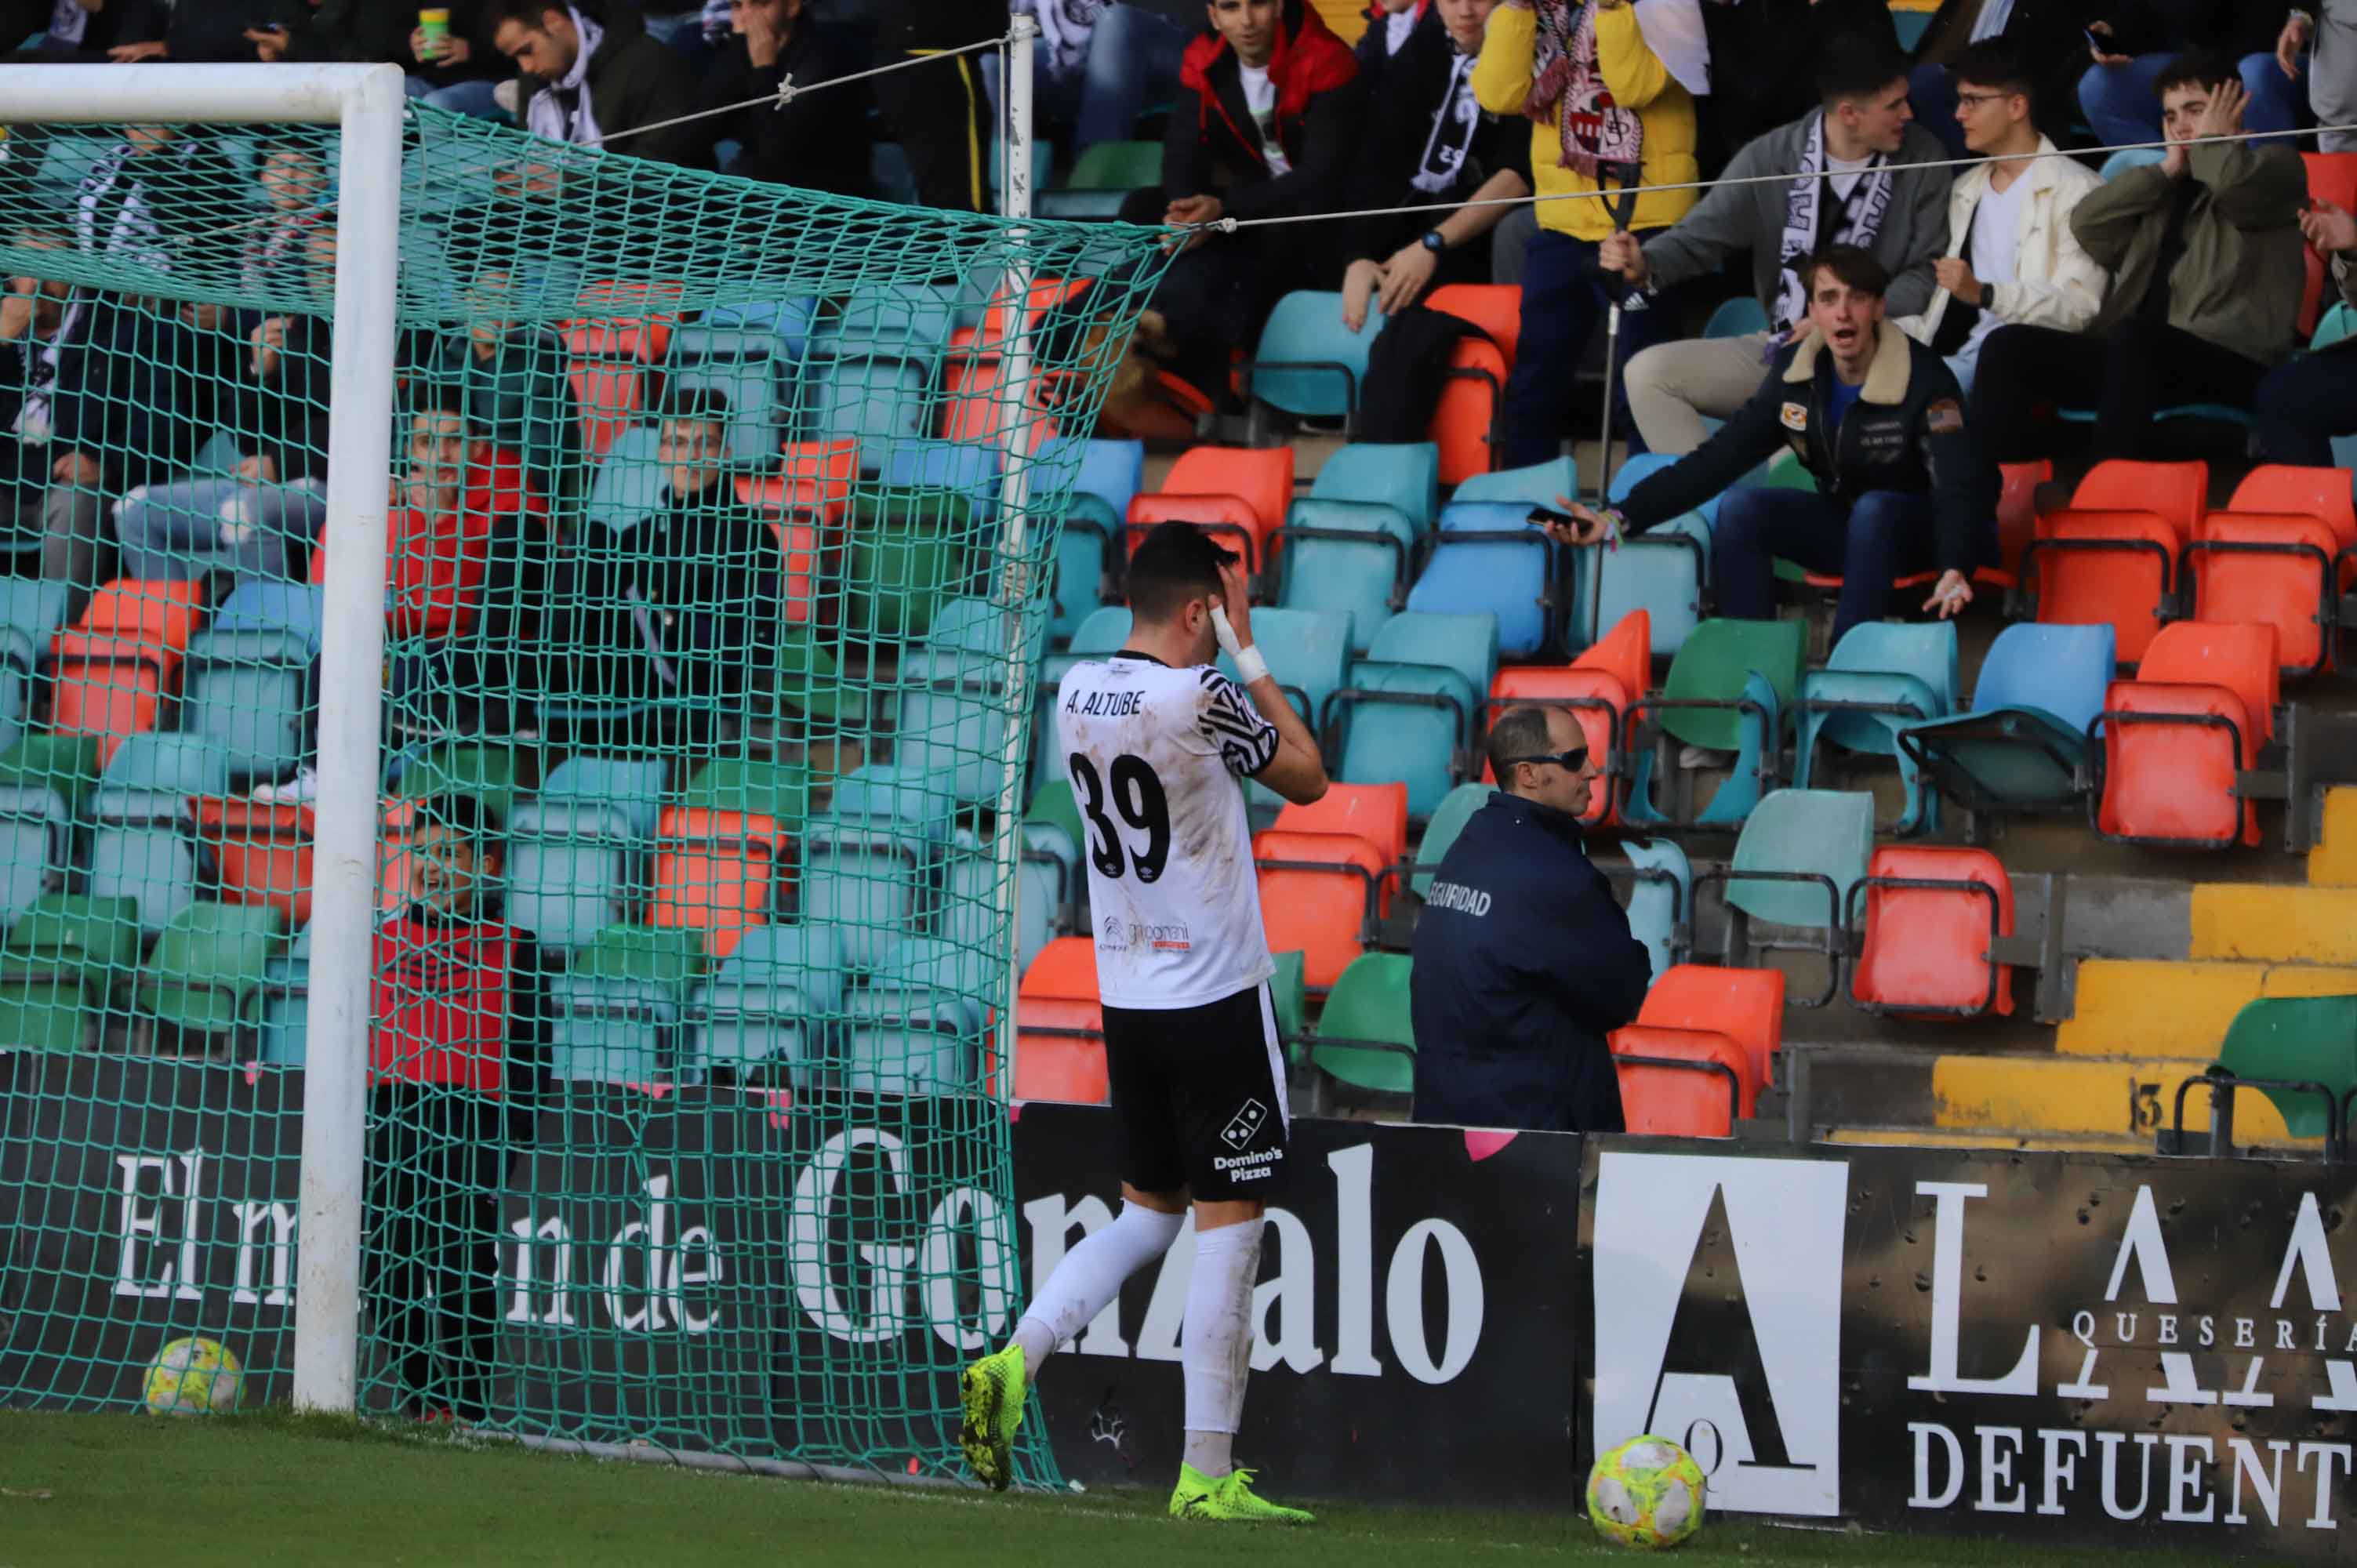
2308, 786, 2357, 885
2055, 958, 2357, 1057
1821, 1126, 2151, 1155
2188, 883, 2357, 963
1930, 1051, 2315, 1145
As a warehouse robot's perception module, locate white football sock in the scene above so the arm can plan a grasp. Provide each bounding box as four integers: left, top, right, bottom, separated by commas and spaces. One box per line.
1180, 1217, 1264, 1479
1009, 1201, 1183, 1369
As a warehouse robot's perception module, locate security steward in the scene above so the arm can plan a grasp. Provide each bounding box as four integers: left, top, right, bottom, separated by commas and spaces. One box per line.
1407, 705, 1654, 1133
1545, 243, 1999, 641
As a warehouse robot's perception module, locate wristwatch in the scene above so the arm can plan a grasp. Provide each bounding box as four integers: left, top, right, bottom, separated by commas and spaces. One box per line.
1420, 229, 1447, 255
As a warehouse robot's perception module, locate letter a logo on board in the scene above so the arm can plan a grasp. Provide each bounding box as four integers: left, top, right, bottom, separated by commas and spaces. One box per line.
1590, 1152, 1847, 1517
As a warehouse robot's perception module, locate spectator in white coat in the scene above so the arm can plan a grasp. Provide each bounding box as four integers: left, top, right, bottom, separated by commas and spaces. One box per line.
1894, 38, 2105, 395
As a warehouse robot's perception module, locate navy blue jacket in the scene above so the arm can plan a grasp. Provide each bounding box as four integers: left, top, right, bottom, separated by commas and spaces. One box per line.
1407, 793, 1651, 1134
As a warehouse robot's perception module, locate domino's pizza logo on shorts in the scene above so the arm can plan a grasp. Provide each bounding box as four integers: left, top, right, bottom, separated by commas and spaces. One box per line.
1219, 1099, 1268, 1150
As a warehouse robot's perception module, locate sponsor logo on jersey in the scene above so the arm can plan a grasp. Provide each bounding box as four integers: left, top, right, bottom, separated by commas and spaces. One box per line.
1211, 1145, 1282, 1181
1219, 1098, 1269, 1150
1128, 920, 1191, 952
1099, 917, 1128, 950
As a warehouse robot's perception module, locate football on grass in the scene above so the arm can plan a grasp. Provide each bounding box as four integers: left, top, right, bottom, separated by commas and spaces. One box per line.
143, 1336, 242, 1417
1587, 1434, 1706, 1549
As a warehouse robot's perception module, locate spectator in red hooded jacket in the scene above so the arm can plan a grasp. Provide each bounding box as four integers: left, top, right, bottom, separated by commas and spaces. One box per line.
1120, 0, 1367, 401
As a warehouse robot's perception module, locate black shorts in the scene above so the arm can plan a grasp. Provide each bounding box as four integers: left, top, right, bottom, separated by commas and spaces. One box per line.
1102, 981, 1291, 1201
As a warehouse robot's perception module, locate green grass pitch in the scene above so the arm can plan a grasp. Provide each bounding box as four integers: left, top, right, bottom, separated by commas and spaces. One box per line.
0, 1411, 2286, 1566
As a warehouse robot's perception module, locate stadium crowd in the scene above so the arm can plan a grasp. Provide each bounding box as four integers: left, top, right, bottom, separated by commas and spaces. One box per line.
0, 1, 2353, 1112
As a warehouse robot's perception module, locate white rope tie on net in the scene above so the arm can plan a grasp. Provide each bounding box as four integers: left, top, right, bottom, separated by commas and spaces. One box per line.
587, 31, 1011, 151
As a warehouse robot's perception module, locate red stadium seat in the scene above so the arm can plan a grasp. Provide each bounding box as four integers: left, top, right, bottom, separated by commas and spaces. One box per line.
1432, 336, 1506, 485
568, 359, 647, 463
1255, 829, 1385, 990
567, 278, 684, 361
739, 440, 859, 627
2026, 509, 2181, 663
2302, 156, 2357, 336
2097, 620, 2279, 848
1848, 845, 2014, 1017
1015, 936, 1106, 1103
1996, 459, 2050, 577
194, 798, 315, 927
1164, 445, 1294, 540
2186, 511, 2339, 675
650, 806, 793, 958
1634, 964, 1785, 1098
49, 580, 206, 768
2076, 459, 2208, 535
2230, 463, 2357, 552
1273, 780, 1408, 867
1423, 284, 1522, 371
1611, 1024, 1756, 1136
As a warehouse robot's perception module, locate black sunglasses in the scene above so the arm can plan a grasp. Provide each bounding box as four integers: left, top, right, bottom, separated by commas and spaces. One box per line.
1503, 747, 1589, 773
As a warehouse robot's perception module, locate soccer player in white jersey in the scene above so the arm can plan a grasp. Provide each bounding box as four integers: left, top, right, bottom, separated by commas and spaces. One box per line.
960, 522, 1329, 1522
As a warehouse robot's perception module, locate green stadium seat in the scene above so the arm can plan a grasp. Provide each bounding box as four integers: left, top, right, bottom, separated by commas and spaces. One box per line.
90, 735, 234, 938
0, 894, 140, 1053
1701, 789, 1873, 1007
505, 799, 643, 955
1794, 621, 1959, 835
1622, 618, 1806, 829
549, 924, 705, 1084
1269, 949, 1308, 1057
0, 734, 102, 823
844, 936, 993, 1095
140, 901, 285, 1038
685, 922, 844, 1083
774, 628, 861, 730
844, 493, 975, 641
2203, 994, 2357, 1142
1310, 951, 1415, 1095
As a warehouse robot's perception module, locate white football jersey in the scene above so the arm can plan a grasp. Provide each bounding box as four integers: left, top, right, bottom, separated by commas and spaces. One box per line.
1055, 652, 1280, 1010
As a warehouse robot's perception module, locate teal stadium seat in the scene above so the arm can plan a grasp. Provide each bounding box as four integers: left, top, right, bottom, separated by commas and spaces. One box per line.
548, 924, 704, 1084
1039, 437, 1142, 644
844, 936, 994, 1094
505, 799, 645, 956
1452, 455, 1576, 510
896, 597, 1030, 804
802, 767, 957, 971
181, 583, 322, 785
1246, 291, 1383, 421
89, 735, 233, 938
1331, 612, 1498, 818
1794, 620, 1959, 834
1313, 441, 1440, 532
1704, 788, 1874, 1006
686, 922, 845, 1083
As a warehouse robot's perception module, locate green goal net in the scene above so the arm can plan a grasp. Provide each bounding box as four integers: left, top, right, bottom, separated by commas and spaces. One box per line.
0, 103, 1171, 1487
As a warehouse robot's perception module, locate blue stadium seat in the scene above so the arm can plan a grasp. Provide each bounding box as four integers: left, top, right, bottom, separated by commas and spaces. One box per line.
1408, 502, 1553, 658
1896, 622, 2115, 821
1619, 837, 1691, 984
1245, 292, 1382, 420
181, 584, 323, 785
803, 767, 958, 971
672, 298, 818, 372
584, 425, 667, 529
539, 753, 669, 843
1703, 296, 1769, 339
1216, 605, 1353, 728
1313, 442, 1441, 533
2101, 147, 2168, 180
666, 358, 786, 464
808, 358, 930, 459
1451, 456, 1575, 510
1331, 612, 1499, 818
1564, 512, 1711, 656
547, 926, 704, 1085
1039, 437, 1142, 644
685, 921, 845, 1082
505, 799, 644, 956
1794, 621, 1959, 834
89, 735, 233, 938
895, 597, 1026, 803
844, 936, 994, 1094
815, 283, 960, 364
1276, 498, 1418, 656
880, 439, 1000, 521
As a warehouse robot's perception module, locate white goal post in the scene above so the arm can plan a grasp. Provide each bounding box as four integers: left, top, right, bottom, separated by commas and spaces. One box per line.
0, 62, 403, 1415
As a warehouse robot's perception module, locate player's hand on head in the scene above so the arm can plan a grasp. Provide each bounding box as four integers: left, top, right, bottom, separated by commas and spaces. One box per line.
1215, 555, 1255, 648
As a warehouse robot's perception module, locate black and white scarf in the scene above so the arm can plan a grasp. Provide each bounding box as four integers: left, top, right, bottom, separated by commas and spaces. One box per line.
525, 8, 607, 147
1773, 111, 1894, 335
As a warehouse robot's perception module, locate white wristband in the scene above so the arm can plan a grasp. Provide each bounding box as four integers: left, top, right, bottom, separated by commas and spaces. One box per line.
1233, 643, 1270, 686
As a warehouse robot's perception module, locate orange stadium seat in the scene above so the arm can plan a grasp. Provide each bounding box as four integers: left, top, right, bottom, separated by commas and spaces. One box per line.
649, 806, 793, 958
568, 359, 647, 464
1126, 491, 1270, 575
2025, 459, 2206, 664
1848, 844, 2015, 1017
2184, 465, 2357, 676
1484, 609, 1651, 826
194, 797, 315, 928
1128, 445, 1296, 575
1995, 459, 2050, 577
2096, 620, 2279, 848
1014, 936, 1106, 1103
49, 580, 206, 768
1612, 1024, 1756, 1136
1273, 780, 1408, 868
1423, 284, 1522, 370
1634, 964, 1786, 1097
1255, 828, 1386, 991
740, 440, 859, 626
1432, 336, 1506, 485
2302, 155, 2357, 335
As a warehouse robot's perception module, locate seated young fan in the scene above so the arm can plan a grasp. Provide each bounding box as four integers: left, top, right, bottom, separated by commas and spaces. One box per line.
364, 793, 549, 1421
528, 387, 778, 738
